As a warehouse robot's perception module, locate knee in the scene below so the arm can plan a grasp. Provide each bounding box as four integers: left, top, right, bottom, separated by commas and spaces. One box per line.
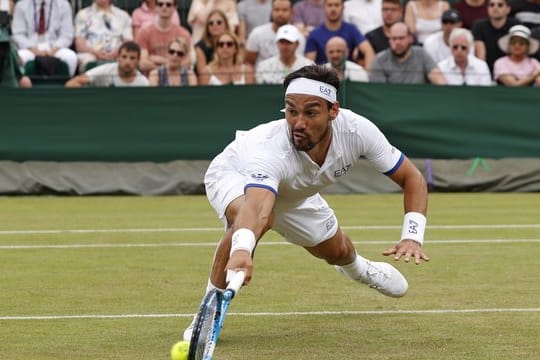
324, 233, 355, 265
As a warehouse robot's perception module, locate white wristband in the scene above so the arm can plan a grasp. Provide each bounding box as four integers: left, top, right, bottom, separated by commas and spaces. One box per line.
231, 228, 256, 256
401, 212, 426, 246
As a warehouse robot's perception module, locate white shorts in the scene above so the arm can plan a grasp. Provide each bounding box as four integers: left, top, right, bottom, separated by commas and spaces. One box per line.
205, 157, 339, 248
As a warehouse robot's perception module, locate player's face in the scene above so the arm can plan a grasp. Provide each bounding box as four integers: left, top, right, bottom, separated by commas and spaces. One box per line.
284, 94, 338, 152
117, 49, 139, 75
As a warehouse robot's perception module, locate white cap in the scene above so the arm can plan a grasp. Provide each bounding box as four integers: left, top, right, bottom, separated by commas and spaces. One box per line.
275, 24, 300, 43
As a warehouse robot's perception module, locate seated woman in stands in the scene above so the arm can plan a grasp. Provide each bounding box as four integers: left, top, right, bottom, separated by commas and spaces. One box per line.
198, 31, 254, 85
494, 25, 540, 86
148, 37, 198, 86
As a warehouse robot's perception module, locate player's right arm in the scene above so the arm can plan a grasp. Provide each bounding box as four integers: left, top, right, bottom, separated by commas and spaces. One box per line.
226, 186, 276, 285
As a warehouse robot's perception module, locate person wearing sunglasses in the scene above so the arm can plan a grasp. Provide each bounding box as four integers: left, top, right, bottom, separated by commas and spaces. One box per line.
131, 0, 181, 39
423, 9, 469, 64
194, 9, 230, 75
437, 27, 493, 85
199, 31, 254, 85
136, 0, 191, 73
148, 37, 197, 86
472, 0, 520, 75
188, 0, 239, 45
493, 24, 540, 85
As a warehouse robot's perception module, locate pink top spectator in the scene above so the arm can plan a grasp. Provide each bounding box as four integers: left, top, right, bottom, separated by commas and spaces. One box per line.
132, 2, 181, 34
493, 56, 540, 81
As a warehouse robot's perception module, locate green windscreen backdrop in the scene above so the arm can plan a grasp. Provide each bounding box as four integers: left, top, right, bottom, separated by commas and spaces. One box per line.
0, 82, 538, 162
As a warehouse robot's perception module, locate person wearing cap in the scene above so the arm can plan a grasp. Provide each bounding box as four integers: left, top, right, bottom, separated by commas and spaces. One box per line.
437, 28, 493, 85
472, 0, 520, 75
324, 35, 368, 81
256, 24, 313, 84
493, 24, 540, 85
182, 64, 429, 342
423, 9, 470, 63
244, 0, 306, 66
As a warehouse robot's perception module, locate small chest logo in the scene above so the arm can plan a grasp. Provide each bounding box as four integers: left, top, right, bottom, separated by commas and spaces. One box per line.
334, 164, 351, 177
251, 173, 269, 182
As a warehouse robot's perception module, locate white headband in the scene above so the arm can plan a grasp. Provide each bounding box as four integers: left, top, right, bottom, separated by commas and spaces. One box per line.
285, 78, 337, 103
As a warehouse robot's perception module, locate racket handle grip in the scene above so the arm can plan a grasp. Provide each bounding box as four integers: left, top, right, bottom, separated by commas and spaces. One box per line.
226, 270, 245, 294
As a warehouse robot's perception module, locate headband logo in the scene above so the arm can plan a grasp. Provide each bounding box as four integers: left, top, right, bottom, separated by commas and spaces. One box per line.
319, 86, 331, 97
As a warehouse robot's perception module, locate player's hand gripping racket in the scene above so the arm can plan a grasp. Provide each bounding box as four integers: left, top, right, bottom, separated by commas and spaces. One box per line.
187, 270, 245, 360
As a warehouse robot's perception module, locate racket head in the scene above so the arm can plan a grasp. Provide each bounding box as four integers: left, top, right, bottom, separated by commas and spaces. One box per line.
188, 289, 223, 360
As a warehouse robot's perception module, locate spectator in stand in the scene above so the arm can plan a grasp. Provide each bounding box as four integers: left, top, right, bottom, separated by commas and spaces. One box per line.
256, 24, 313, 83
494, 24, 540, 85
149, 37, 197, 86
0, 27, 32, 88
65, 41, 149, 87
136, 0, 191, 73
370, 22, 446, 84
195, 9, 230, 75
245, 0, 305, 66
199, 30, 255, 85
324, 35, 368, 81
423, 9, 467, 63
366, 0, 403, 54
293, 0, 326, 37
131, 0, 181, 38
438, 28, 493, 85
533, 25, 540, 59
188, 0, 239, 44
305, 0, 374, 69
404, 0, 450, 45
11, 0, 77, 76
453, 0, 488, 30
74, 0, 133, 73
472, 0, 520, 74
237, 0, 272, 46
509, 0, 540, 29
343, 0, 383, 35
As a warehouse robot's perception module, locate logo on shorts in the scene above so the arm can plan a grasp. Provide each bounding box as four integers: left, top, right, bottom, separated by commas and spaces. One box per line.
250, 173, 269, 182
325, 217, 336, 231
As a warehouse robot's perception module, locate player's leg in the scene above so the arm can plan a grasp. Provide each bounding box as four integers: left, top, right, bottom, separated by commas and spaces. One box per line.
271, 194, 408, 298
304, 227, 408, 297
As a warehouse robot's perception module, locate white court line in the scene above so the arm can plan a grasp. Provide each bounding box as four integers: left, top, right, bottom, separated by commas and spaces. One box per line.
0, 224, 539, 235
1, 308, 540, 321
1, 239, 540, 249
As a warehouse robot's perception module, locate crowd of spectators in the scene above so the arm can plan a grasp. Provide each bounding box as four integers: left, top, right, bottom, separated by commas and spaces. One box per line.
1, 0, 539, 88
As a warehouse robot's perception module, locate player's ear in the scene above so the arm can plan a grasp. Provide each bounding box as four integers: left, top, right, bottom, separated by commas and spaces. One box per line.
329, 101, 340, 120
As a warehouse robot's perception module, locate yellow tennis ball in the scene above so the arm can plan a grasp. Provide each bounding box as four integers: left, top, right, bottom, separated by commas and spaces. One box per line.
170, 341, 189, 360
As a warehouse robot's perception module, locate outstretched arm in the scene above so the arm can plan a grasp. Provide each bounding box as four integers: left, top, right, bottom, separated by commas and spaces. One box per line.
225, 186, 276, 284
383, 157, 429, 264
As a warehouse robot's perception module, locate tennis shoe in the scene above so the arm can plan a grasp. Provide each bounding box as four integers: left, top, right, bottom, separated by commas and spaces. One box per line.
360, 261, 408, 298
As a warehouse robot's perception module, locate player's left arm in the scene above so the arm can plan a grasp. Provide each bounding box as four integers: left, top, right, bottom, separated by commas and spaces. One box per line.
383, 156, 430, 265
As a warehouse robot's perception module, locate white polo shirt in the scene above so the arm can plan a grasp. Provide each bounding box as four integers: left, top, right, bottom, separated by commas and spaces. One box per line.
211, 108, 403, 208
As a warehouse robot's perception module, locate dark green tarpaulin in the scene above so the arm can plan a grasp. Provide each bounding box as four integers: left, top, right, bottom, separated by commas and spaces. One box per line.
0, 82, 538, 161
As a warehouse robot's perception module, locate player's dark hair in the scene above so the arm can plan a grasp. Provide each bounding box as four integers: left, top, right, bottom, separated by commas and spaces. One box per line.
283, 65, 340, 109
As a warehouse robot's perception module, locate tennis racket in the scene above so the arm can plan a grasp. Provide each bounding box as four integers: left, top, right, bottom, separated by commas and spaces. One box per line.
187, 270, 245, 360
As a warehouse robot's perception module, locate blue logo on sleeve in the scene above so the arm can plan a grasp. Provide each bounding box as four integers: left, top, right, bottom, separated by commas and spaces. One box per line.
250, 173, 270, 182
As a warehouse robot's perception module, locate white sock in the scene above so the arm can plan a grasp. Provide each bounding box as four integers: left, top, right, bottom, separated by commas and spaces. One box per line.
205, 279, 224, 294
335, 253, 370, 281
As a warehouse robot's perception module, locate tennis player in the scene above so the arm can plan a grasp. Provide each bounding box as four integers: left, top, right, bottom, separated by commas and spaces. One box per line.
184, 64, 429, 341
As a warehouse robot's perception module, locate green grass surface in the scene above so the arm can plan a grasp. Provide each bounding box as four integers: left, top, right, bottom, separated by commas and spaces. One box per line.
1, 194, 539, 359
